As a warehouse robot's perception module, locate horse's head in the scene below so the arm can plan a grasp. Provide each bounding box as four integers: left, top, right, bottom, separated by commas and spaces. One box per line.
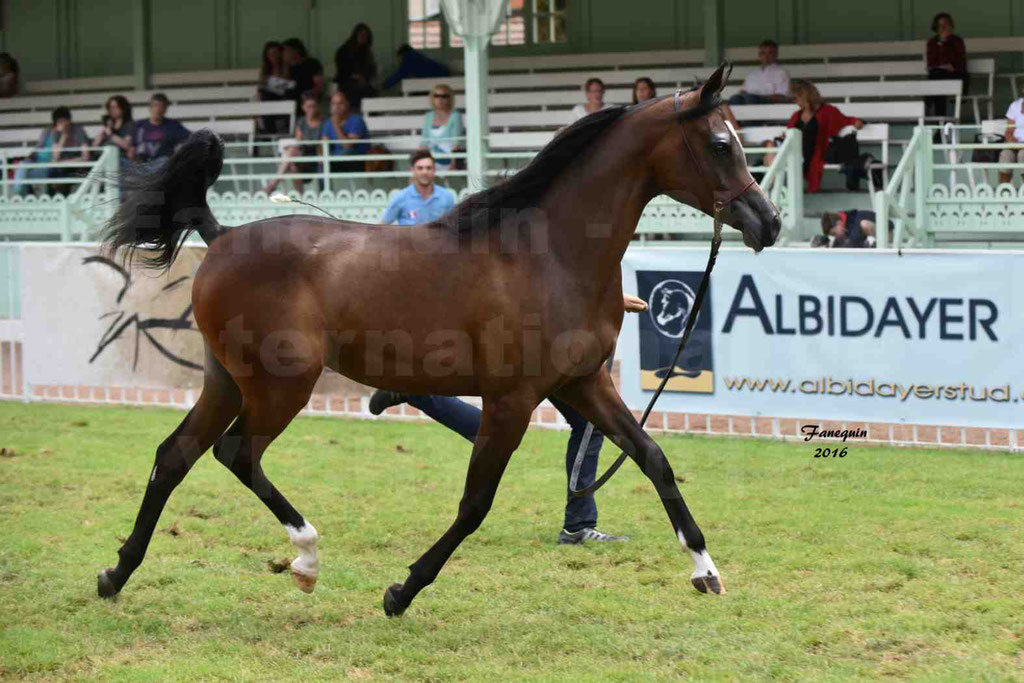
648, 63, 781, 251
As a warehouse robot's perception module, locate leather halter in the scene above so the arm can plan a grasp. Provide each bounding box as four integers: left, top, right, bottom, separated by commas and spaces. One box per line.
672, 88, 756, 214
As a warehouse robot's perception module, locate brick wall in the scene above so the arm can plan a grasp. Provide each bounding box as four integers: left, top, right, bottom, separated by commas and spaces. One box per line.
7, 380, 1021, 452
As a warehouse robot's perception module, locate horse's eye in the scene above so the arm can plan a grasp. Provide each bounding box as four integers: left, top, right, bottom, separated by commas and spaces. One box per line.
713, 140, 731, 156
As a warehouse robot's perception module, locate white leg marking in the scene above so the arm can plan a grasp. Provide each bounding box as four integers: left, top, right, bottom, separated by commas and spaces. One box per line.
677, 529, 719, 579
285, 522, 319, 578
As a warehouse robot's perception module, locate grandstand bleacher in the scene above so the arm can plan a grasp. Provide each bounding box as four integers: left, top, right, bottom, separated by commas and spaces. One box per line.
1, 31, 1023, 247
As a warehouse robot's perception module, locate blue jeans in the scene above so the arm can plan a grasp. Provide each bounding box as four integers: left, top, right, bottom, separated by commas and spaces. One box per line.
727, 92, 770, 105
13, 164, 50, 197
406, 395, 603, 533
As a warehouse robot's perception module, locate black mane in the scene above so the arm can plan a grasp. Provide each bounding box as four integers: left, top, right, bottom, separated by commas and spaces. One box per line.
435, 105, 628, 234
434, 89, 720, 235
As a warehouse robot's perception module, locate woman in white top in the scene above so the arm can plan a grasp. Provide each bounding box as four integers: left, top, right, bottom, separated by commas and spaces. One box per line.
420, 83, 464, 170
998, 80, 1024, 185
570, 78, 614, 122
257, 41, 297, 135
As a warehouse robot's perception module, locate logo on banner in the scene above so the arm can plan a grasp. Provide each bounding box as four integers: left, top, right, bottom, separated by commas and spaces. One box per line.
637, 271, 714, 393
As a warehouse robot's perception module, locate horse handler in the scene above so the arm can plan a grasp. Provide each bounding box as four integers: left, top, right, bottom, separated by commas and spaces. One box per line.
369, 293, 649, 545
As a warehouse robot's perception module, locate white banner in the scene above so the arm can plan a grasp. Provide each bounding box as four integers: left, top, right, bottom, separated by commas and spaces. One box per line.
20, 244, 206, 391
14, 244, 1024, 429
620, 247, 1024, 429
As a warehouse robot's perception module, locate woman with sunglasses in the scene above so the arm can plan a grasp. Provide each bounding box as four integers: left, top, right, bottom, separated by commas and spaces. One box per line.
420, 84, 464, 170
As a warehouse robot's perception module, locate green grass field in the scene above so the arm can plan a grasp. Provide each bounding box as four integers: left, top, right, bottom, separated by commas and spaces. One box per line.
1, 401, 1022, 681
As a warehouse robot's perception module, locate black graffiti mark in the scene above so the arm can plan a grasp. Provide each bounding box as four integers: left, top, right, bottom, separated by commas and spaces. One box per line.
83, 256, 131, 303
162, 276, 190, 293
83, 257, 202, 372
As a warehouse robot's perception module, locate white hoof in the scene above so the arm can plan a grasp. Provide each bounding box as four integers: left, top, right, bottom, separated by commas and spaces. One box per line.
678, 531, 726, 595
290, 563, 318, 593
285, 522, 319, 594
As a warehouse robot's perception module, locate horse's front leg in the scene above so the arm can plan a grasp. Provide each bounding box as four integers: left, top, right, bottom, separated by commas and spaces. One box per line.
554, 369, 724, 595
383, 389, 538, 616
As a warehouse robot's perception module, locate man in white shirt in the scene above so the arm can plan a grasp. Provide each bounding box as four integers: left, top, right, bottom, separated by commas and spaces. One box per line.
728, 40, 791, 105
998, 81, 1024, 185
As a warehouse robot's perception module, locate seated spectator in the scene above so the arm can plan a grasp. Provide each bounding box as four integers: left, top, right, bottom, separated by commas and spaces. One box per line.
926, 12, 967, 119
728, 40, 790, 105
571, 78, 614, 122
257, 41, 296, 134
92, 95, 135, 159
380, 150, 456, 225
420, 84, 463, 170
283, 38, 324, 107
817, 211, 889, 248
764, 80, 863, 193
0, 52, 19, 98
383, 44, 450, 91
998, 80, 1024, 185
632, 77, 657, 105
322, 89, 369, 173
132, 93, 190, 163
334, 23, 377, 107
264, 91, 325, 194
13, 106, 89, 197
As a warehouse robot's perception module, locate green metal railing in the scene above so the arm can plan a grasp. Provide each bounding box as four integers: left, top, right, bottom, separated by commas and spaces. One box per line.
1, 133, 805, 243
875, 125, 1024, 249
758, 128, 803, 246
0, 243, 18, 320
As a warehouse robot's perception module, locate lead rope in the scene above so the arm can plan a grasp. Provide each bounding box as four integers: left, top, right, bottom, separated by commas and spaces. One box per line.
569, 209, 723, 497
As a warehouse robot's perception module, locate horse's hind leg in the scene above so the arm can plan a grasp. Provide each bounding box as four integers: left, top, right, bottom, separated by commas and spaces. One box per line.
98, 349, 241, 598
384, 390, 537, 616
213, 366, 323, 593
554, 370, 724, 595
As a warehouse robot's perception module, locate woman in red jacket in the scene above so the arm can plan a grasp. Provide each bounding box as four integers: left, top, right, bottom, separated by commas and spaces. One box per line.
765, 80, 863, 193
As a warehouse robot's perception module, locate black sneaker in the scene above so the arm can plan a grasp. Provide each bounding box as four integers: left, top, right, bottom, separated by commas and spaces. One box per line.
369, 389, 409, 416
557, 528, 629, 545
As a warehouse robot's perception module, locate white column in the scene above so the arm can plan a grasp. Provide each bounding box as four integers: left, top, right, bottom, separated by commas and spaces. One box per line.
463, 35, 489, 192
132, 0, 151, 91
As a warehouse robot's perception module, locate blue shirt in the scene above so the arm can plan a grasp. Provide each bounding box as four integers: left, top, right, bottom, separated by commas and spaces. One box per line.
322, 114, 369, 156
383, 49, 450, 90
133, 118, 190, 161
380, 184, 456, 225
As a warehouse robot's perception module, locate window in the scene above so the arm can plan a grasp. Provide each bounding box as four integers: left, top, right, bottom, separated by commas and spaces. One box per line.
448, 0, 525, 48
408, 0, 442, 49
533, 0, 567, 43
493, 0, 526, 46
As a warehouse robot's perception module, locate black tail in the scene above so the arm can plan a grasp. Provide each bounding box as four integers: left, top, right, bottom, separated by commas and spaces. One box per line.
102, 129, 224, 271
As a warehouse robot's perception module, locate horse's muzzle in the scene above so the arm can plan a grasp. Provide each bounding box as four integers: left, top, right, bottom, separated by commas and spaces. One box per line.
725, 187, 781, 252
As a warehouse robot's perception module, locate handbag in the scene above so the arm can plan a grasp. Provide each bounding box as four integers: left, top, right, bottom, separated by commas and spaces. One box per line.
364, 144, 394, 173
825, 132, 859, 165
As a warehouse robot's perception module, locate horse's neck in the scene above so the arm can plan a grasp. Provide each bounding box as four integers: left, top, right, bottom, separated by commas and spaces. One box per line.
543, 127, 656, 281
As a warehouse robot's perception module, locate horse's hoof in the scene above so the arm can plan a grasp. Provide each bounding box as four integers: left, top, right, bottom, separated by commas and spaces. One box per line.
690, 572, 726, 595
291, 568, 317, 594
382, 583, 407, 617
97, 569, 119, 599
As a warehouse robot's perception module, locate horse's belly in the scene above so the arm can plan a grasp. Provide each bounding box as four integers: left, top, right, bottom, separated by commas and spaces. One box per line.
323, 328, 486, 396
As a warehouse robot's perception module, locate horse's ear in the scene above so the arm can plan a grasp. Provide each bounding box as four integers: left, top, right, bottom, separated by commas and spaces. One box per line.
701, 62, 731, 103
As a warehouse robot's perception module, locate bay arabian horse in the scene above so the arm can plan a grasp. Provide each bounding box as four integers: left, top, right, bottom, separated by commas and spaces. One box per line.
97, 63, 780, 616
